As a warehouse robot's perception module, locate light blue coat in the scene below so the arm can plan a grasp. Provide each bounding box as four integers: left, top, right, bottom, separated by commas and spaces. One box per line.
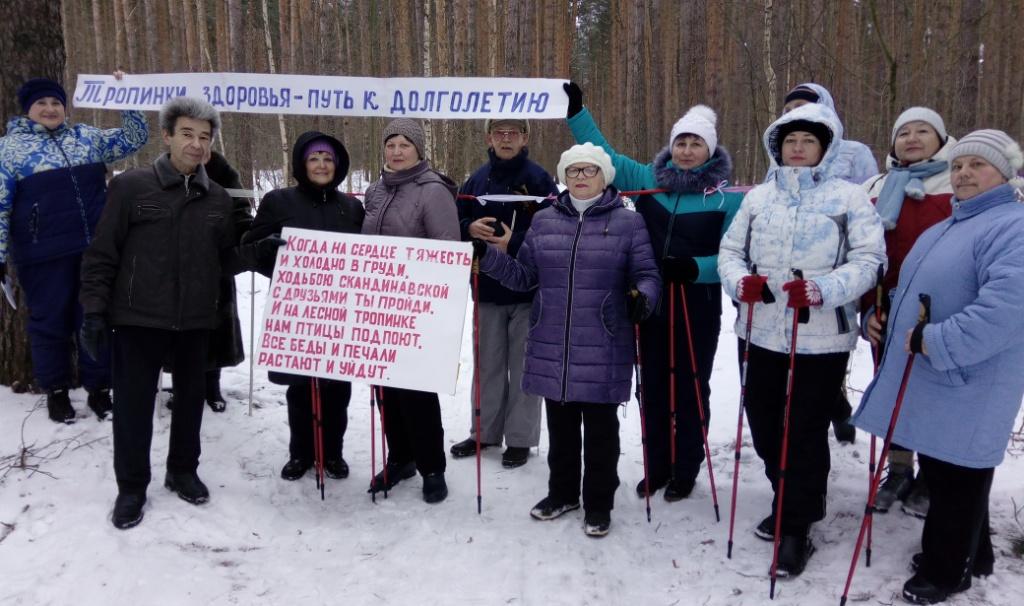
853, 183, 1024, 468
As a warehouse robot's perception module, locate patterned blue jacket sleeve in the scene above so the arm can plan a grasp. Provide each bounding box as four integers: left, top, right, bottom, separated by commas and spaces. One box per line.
92, 110, 149, 163
0, 164, 13, 262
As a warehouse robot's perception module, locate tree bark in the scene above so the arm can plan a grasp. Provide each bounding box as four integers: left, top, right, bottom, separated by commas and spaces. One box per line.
0, 0, 66, 388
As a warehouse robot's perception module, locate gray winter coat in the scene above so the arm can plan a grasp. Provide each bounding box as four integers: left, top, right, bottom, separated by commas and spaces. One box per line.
362, 160, 459, 240
480, 187, 661, 404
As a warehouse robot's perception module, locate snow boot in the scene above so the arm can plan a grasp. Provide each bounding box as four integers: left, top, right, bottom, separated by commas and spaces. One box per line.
87, 388, 113, 420
501, 446, 529, 469
663, 477, 695, 502
832, 417, 856, 444
422, 472, 448, 504
324, 458, 350, 480
164, 471, 210, 505
367, 461, 416, 494
583, 511, 611, 538
530, 496, 580, 521
901, 478, 930, 519
281, 458, 312, 481
902, 572, 970, 604
205, 372, 226, 413
450, 437, 497, 459
46, 388, 75, 424
774, 534, 815, 578
111, 493, 146, 530
754, 514, 775, 541
875, 466, 914, 513
635, 476, 669, 498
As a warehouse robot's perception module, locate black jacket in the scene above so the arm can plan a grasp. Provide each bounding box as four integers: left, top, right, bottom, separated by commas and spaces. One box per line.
242, 131, 364, 385
457, 148, 557, 304
80, 153, 253, 330
243, 131, 364, 277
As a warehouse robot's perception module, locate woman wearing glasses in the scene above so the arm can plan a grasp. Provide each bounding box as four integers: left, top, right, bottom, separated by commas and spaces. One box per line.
473, 143, 661, 537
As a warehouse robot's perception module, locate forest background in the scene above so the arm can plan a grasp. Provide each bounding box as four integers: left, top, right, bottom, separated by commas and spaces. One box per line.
1, 0, 1022, 385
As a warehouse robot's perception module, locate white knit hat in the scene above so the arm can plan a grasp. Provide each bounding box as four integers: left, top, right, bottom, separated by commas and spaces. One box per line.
668, 105, 718, 155
556, 142, 615, 184
949, 129, 1024, 180
891, 107, 947, 145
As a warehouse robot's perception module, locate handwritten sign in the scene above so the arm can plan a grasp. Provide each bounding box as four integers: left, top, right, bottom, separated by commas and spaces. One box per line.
72, 73, 567, 120
254, 228, 472, 394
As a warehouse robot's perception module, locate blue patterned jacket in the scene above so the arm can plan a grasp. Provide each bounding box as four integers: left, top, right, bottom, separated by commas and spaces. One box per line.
0, 111, 148, 265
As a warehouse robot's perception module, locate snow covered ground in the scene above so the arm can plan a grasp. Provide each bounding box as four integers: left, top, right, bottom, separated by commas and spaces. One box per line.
1, 274, 1022, 606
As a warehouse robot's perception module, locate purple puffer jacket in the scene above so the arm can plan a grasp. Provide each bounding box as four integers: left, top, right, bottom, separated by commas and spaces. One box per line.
480, 187, 661, 404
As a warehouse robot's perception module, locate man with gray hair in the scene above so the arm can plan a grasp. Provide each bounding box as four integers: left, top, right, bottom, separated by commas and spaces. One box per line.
79, 97, 276, 529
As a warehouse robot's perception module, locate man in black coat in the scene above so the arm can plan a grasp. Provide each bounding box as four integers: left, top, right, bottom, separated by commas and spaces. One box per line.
452, 119, 558, 468
79, 97, 276, 530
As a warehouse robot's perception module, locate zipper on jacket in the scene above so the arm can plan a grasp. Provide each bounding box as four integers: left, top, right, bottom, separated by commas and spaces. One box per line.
559, 208, 589, 402
48, 131, 91, 244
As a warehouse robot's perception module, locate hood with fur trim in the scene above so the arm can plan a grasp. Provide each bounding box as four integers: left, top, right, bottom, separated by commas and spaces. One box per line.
763, 102, 844, 183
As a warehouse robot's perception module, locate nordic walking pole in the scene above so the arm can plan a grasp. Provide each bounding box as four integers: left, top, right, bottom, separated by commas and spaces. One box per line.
839, 293, 930, 606
370, 387, 377, 503
632, 320, 653, 523
866, 264, 884, 567
769, 269, 808, 599
248, 269, 256, 416
310, 377, 325, 499
668, 285, 678, 487
727, 265, 773, 557
472, 258, 483, 515
678, 282, 720, 522
377, 386, 389, 499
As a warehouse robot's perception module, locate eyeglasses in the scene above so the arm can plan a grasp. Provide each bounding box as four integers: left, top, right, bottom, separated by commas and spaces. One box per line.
565, 165, 601, 178
490, 129, 524, 139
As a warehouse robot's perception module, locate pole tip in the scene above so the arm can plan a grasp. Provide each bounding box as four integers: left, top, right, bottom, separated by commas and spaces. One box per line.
727, 542, 733, 559
714, 505, 721, 523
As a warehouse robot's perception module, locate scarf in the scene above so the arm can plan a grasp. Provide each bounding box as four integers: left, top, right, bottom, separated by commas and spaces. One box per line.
875, 159, 948, 229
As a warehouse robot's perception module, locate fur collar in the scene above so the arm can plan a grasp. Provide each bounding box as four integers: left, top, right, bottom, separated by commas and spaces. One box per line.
653, 145, 733, 193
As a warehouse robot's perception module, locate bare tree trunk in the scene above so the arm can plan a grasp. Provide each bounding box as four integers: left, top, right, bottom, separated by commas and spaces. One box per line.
955, 0, 982, 132
422, 0, 434, 162
0, 0, 66, 388
142, 0, 159, 72
195, 0, 210, 70
261, 0, 291, 185
167, 0, 183, 71
762, 0, 778, 118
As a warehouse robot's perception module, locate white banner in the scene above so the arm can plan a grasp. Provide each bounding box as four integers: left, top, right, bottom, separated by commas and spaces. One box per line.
72, 73, 567, 120
254, 228, 472, 394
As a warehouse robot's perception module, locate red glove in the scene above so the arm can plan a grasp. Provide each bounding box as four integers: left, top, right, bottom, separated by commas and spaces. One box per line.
737, 275, 770, 304
782, 279, 823, 308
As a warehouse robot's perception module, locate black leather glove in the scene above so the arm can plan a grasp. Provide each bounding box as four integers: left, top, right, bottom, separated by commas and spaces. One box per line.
626, 289, 648, 324
471, 239, 488, 260
563, 82, 583, 118
80, 313, 108, 362
256, 234, 287, 262
662, 256, 698, 283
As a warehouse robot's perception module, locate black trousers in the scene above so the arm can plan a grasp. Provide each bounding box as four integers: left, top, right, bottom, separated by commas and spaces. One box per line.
545, 399, 620, 514
286, 379, 351, 462
740, 340, 849, 535
639, 283, 720, 483
112, 326, 209, 495
379, 386, 446, 475
918, 455, 994, 590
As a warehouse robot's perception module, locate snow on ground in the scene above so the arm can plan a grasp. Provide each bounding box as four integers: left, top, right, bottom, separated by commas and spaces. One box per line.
1, 274, 1022, 606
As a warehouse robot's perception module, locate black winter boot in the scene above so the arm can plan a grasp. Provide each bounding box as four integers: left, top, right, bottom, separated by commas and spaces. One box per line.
902, 572, 969, 604
324, 458, 350, 479
164, 471, 210, 505
774, 534, 815, 578
367, 461, 416, 494
422, 472, 448, 504
46, 388, 75, 424
111, 493, 146, 530
204, 371, 226, 413
281, 458, 312, 481
87, 388, 113, 420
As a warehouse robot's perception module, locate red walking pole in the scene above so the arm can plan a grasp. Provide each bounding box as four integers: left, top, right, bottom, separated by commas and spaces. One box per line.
310, 377, 325, 500
866, 264, 885, 566
370, 387, 377, 503
839, 294, 930, 606
377, 386, 389, 499
727, 265, 766, 557
678, 282, 720, 522
633, 323, 653, 523
668, 285, 678, 486
769, 269, 807, 599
